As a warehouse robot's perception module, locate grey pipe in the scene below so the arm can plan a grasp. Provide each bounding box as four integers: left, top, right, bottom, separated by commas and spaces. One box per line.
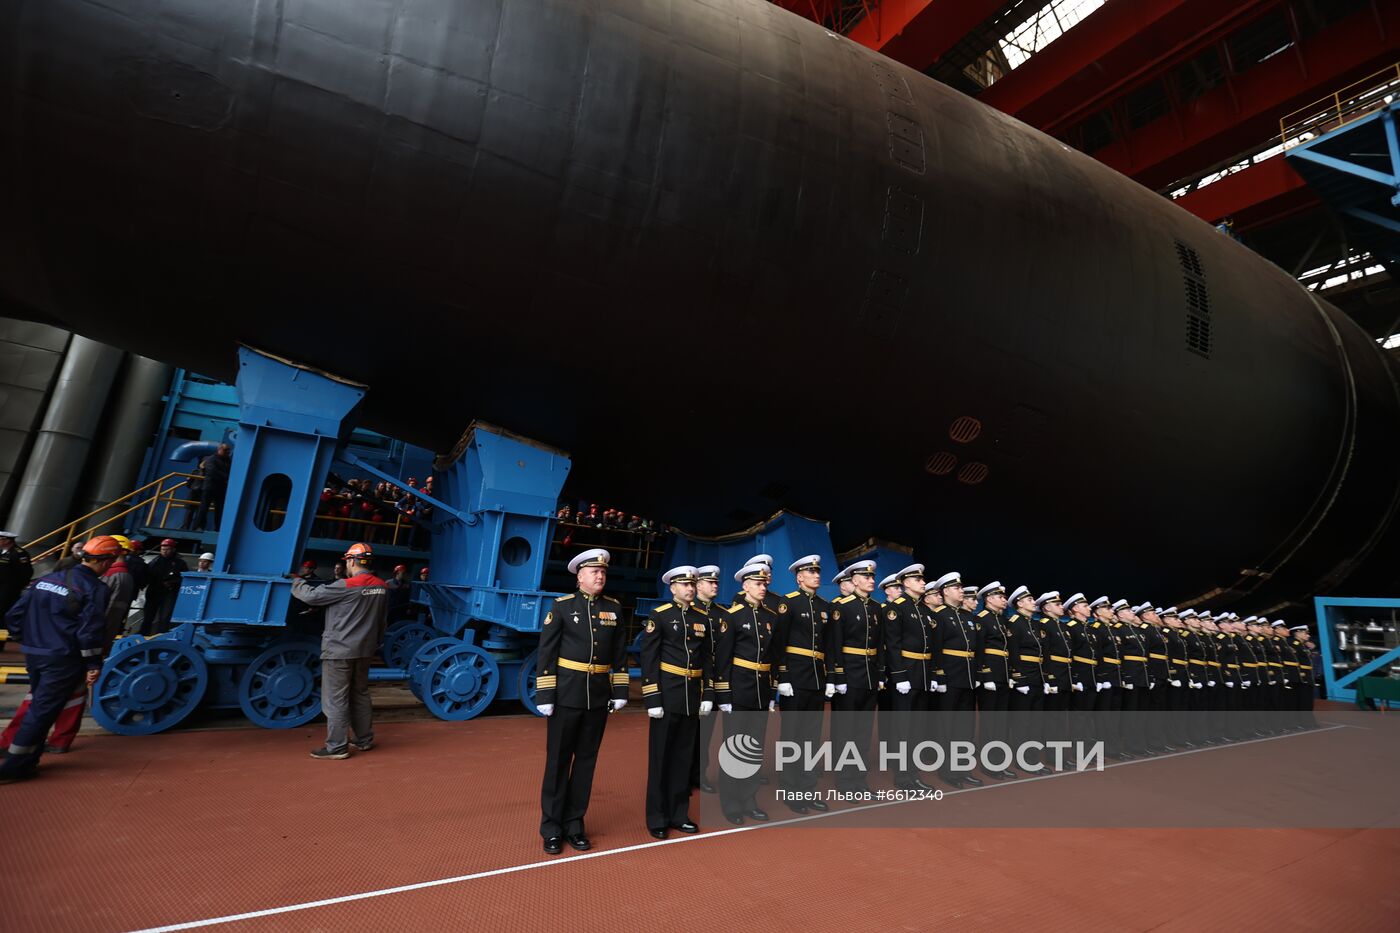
6, 334, 123, 543
79, 353, 174, 517
0, 319, 70, 518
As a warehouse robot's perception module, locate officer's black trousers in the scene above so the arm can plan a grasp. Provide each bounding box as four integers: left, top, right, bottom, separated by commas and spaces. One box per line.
890, 689, 935, 784
539, 705, 608, 839
936, 686, 976, 779
1142, 681, 1166, 749
778, 688, 824, 793
1069, 683, 1099, 753
1163, 683, 1190, 746
1119, 684, 1143, 753
832, 686, 878, 791
647, 712, 699, 831
693, 709, 718, 787
975, 684, 1009, 772
720, 707, 768, 819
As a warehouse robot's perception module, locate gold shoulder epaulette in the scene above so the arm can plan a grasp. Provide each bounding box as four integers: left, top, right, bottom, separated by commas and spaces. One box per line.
977, 609, 989, 617
1068, 620, 1079, 628
893, 596, 906, 605
555, 594, 575, 602
786, 591, 800, 598
835, 595, 855, 604
602, 594, 620, 604
653, 602, 673, 613
933, 605, 946, 613
726, 604, 744, 614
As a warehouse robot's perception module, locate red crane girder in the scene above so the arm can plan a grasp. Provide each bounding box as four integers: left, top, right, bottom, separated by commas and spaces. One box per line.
977, 0, 1283, 134
844, 0, 1011, 72
1093, 2, 1400, 190
1171, 157, 1316, 229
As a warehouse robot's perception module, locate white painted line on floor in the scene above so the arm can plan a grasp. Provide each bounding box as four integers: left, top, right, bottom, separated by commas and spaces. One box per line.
130, 723, 1344, 932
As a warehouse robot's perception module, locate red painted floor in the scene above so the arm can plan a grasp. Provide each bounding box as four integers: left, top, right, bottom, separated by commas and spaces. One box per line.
4, 708, 1397, 932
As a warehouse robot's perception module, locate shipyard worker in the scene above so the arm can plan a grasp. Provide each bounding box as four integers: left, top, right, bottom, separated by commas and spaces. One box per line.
290, 542, 389, 761
642, 566, 714, 838
197, 552, 215, 573
0, 529, 33, 619
772, 555, 831, 811
143, 539, 188, 636
535, 548, 628, 854
0, 536, 117, 783
101, 536, 137, 642
692, 564, 723, 794
713, 562, 780, 825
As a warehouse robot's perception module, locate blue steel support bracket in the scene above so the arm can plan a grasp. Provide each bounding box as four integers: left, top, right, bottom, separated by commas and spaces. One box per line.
1313, 596, 1400, 702
173, 347, 367, 625
418, 423, 571, 637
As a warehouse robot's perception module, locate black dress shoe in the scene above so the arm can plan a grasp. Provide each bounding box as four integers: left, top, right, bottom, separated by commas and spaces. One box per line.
748, 808, 769, 822
913, 778, 936, 791
566, 833, 591, 851
960, 773, 983, 786
808, 799, 829, 811
698, 779, 716, 794
786, 803, 810, 815
945, 776, 966, 789
1160, 743, 1177, 752
543, 837, 563, 855
648, 828, 667, 840
725, 814, 745, 826
1000, 770, 1018, 780
671, 821, 699, 834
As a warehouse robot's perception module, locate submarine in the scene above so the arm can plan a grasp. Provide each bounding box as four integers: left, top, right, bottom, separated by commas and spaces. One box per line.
1, 0, 1397, 611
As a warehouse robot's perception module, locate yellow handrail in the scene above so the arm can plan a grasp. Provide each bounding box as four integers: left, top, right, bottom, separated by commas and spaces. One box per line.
1280, 62, 1400, 147
24, 472, 199, 562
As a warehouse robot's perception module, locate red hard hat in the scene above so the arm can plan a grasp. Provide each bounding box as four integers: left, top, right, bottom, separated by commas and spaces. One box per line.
302, 560, 317, 569
161, 538, 178, 548
394, 564, 407, 573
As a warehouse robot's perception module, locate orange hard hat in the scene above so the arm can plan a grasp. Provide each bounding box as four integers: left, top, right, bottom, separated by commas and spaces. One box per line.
343, 542, 374, 560
82, 535, 124, 557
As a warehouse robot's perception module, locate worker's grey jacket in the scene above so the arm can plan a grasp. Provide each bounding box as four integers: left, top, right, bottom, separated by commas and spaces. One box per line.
291, 573, 389, 659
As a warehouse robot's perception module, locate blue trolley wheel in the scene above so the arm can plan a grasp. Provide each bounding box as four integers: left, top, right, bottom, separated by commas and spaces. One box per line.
408, 637, 460, 701
382, 622, 435, 668
422, 644, 500, 721
92, 638, 209, 736
518, 649, 542, 716
238, 640, 322, 729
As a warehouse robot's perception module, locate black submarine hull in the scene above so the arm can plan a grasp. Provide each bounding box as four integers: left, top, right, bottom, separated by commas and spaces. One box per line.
2, 0, 1396, 609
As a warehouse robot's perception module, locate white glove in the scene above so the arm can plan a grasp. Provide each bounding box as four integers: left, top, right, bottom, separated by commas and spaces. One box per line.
1123, 683, 1133, 691
768, 700, 777, 712
778, 682, 794, 697
896, 681, 911, 695
1098, 681, 1111, 691
930, 680, 940, 691
648, 707, 664, 719
1048, 685, 1059, 694
610, 699, 627, 711
1242, 679, 1251, 687
699, 700, 713, 716
537, 703, 554, 717
1207, 680, 1216, 687
1043, 683, 1052, 694
935, 684, 947, 694
824, 683, 836, 699
836, 684, 847, 695
983, 682, 997, 691
1015, 685, 1030, 695
720, 703, 732, 714
1073, 682, 1084, 692
1170, 679, 1182, 688
879, 681, 886, 690
1225, 682, 1234, 688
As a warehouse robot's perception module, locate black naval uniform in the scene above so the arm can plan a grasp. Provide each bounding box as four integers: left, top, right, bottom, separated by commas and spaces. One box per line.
713, 596, 778, 821
884, 593, 938, 787
1067, 617, 1100, 713
1162, 625, 1192, 746
1182, 627, 1210, 743
1238, 631, 1265, 733
932, 603, 979, 782
1141, 621, 1171, 751
0, 542, 33, 619
692, 597, 721, 791
773, 588, 829, 802
1116, 621, 1150, 755
975, 608, 1012, 775
1006, 609, 1045, 755
641, 600, 714, 833
828, 593, 884, 792
1038, 614, 1072, 745
536, 591, 630, 840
